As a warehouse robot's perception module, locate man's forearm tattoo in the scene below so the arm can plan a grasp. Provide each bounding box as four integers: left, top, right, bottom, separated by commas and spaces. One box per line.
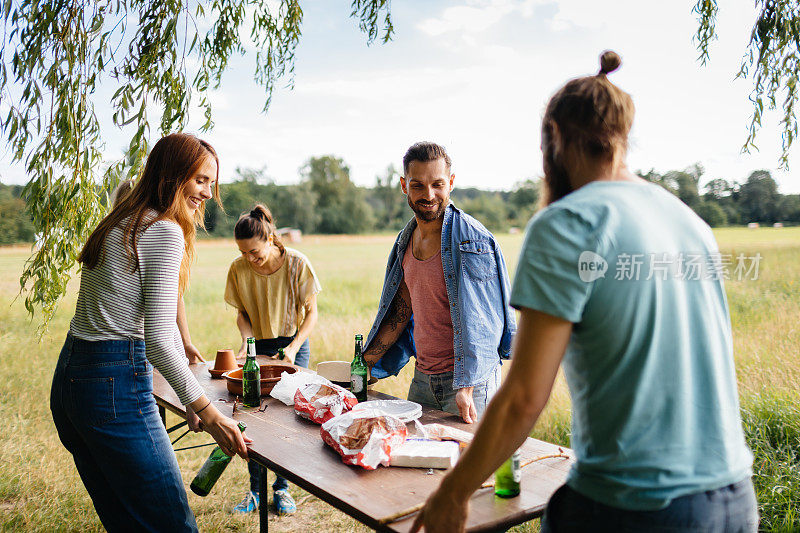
386, 293, 411, 332
364, 338, 391, 357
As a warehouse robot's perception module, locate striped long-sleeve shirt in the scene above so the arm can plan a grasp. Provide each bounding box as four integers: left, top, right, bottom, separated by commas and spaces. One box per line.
70, 215, 203, 405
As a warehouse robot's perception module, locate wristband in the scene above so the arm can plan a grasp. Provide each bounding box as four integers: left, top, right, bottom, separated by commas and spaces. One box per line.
194, 399, 212, 415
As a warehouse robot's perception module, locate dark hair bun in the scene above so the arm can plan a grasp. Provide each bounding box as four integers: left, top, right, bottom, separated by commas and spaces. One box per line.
599, 50, 621, 75
252, 204, 274, 224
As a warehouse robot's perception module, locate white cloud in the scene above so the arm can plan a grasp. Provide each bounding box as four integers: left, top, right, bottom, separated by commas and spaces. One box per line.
417, 0, 517, 36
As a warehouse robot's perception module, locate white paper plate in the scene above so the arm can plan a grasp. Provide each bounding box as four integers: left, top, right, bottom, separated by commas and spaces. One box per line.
352, 399, 422, 422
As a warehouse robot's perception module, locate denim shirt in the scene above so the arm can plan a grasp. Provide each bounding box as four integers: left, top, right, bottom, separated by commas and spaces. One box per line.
365, 203, 516, 388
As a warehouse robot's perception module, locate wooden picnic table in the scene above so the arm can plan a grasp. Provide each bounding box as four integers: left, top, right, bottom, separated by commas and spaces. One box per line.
153, 358, 574, 532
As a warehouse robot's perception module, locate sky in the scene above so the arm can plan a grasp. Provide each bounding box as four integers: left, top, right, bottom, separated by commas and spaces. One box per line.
1, 0, 798, 193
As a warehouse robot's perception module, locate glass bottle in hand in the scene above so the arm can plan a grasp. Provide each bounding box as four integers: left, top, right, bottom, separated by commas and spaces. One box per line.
190, 421, 247, 496
242, 337, 260, 407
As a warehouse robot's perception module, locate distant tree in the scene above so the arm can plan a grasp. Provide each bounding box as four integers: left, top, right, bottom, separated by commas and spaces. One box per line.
668, 170, 701, 208
301, 155, 374, 233
739, 170, 781, 223
720, 202, 743, 226
269, 182, 320, 233
640, 165, 703, 208
775, 194, 800, 223
703, 178, 733, 201
458, 194, 508, 232
693, 201, 728, 227
0, 196, 36, 244
639, 169, 677, 196
302, 156, 351, 209
0, 0, 393, 328
371, 164, 411, 230
506, 178, 541, 227
694, 1, 799, 168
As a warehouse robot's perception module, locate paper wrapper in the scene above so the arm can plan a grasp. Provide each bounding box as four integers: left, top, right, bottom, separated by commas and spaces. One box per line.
294, 382, 358, 424
320, 409, 408, 470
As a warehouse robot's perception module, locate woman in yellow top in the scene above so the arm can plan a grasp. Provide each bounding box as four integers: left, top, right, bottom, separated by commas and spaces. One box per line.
224, 204, 321, 515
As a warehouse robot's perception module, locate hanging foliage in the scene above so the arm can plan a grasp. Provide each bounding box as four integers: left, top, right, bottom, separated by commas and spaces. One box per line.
694, 0, 800, 168
0, 0, 393, 330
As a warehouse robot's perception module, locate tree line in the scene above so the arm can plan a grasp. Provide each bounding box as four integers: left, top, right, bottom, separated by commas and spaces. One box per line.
201, 155, 541, 238
640, 164, 798, 227
0, 157, 794, 245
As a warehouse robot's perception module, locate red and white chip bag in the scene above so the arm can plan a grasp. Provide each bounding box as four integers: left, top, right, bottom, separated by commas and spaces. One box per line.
294, 382, 358, 424
320, 409, 408, 470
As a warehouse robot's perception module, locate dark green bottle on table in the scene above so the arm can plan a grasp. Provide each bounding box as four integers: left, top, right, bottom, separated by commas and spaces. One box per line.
242, 337, 260, 407
494, 449, 521, 498
350, 334, 368, 402
189, 421, 247, 496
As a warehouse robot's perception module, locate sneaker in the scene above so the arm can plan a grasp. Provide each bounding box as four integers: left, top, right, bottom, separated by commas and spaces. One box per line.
231, 491, 259, 514
273, 489, 296, 516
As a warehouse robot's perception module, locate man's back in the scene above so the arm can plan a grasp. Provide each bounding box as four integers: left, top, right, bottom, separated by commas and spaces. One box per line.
512, 180, 752, 510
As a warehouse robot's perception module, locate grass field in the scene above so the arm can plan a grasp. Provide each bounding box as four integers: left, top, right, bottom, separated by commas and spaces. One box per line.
1, 228, 799, 532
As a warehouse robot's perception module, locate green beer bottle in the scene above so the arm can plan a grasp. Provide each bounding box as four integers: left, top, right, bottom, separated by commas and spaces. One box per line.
242, 337, 260, 407
350, 334, 368, 402
494, 448, 521, 498
189, 421, 247, 496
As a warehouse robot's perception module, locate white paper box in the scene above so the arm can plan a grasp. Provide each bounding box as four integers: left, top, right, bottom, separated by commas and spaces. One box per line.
389, 439, 460, 469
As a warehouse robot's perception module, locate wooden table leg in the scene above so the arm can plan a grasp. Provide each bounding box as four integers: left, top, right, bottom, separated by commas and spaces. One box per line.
158, 405, 166, 428
260, 466, 268, 533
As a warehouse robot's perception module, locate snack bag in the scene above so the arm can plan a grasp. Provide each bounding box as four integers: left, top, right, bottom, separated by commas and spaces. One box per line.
320, 409, 408, 470
294, 382, 358, 424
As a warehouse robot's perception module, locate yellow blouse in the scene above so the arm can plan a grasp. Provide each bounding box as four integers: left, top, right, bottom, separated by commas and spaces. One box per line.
224, 247, 322, 339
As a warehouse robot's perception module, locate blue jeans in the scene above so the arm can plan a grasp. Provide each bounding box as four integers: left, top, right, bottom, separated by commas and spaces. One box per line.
541, 478, 758, 533
249, 338, 310, 494
50, 333, 198, 532
407, 364, 501, 420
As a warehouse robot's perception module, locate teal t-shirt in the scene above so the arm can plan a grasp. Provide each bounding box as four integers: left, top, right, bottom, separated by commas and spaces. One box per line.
510, 180, 752, 510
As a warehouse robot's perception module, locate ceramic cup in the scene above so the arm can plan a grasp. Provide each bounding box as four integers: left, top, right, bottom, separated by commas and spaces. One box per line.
213, 349, 237, 371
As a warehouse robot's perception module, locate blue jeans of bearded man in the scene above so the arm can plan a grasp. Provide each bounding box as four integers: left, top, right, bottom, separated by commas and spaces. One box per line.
407, 364, 501, 420
249, 337, 310, 494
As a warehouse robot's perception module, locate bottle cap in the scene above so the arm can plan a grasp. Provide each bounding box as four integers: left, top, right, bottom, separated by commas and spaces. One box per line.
355, 334, 363, 340
237, 421, 247, 432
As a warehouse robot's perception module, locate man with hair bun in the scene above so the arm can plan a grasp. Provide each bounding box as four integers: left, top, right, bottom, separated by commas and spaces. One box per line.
411, 51, 756, 533
363, 141, 516, 425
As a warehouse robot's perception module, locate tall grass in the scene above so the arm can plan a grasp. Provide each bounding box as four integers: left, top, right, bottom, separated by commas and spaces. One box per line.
1, 228, 798, 531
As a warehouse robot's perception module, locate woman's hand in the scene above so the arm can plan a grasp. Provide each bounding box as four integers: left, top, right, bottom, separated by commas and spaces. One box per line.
193, 400, 252, 460
280, 344, 299, 364
185, 404, 204, 432
237, 340, 248, 359
184, 342, 206, 364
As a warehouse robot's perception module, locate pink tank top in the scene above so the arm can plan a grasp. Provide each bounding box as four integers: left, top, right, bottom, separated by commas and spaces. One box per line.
402, 240, 455, 374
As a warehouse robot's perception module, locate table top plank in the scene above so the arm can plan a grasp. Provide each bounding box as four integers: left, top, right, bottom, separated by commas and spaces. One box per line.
153, 360, 573, 532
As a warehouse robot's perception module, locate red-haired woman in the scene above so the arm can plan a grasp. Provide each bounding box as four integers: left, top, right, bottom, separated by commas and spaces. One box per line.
411, 52, 757, 533
50, 133, 250, 532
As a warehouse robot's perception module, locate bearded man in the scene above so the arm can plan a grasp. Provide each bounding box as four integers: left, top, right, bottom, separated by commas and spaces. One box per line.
363, 141, 516, 423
